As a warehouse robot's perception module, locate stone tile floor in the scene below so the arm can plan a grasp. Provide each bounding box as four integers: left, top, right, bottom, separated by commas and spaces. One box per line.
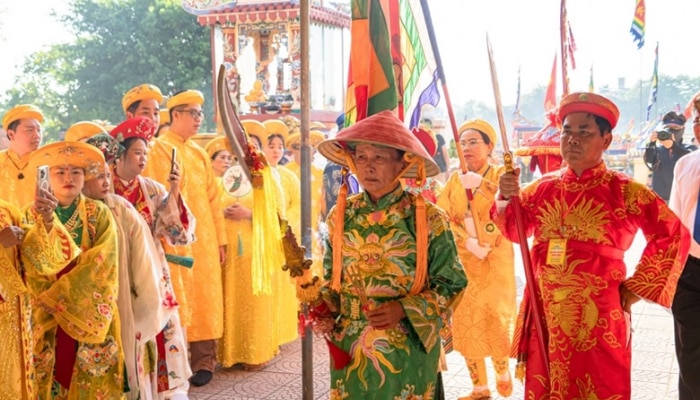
190, 233, 681, 399
189, 301, 678, 399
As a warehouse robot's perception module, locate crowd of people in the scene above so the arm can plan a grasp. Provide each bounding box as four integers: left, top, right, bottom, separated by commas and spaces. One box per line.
0, 88, 698, 400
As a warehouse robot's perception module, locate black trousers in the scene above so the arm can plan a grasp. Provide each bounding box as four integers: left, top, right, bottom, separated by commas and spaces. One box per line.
672, 254, 700, 400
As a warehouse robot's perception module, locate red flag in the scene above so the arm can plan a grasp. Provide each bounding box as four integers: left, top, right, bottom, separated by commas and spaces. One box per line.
567, 23, 577, 70
544, 53, 558, 112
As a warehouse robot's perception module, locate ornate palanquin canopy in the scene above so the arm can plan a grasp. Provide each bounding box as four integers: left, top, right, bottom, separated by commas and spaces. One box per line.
192, 1, 350, 28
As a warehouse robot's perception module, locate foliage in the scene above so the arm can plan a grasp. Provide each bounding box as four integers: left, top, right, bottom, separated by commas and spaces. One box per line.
0, 0, 214, 142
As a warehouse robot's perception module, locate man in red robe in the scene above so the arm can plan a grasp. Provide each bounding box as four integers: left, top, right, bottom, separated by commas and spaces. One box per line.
492, 92, 690, 400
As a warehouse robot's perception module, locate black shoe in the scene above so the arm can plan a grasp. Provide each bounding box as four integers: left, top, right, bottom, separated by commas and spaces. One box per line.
190, 370, 213, 387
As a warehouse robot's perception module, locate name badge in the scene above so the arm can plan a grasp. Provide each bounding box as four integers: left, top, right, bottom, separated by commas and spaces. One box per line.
546, 238, 567, 265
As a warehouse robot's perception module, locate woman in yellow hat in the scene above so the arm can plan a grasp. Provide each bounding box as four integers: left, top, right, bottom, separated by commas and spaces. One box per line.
24, 140, 123, 398
204, 130, 288, 371
436, 119, 516, 400
0, 179, 78, 399
261, 118, 301, 347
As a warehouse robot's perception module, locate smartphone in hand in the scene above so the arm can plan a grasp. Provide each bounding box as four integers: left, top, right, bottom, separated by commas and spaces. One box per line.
36, 165, 51, 198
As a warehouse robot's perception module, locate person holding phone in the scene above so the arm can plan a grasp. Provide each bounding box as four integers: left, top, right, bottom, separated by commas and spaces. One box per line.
142, 90, 227, 387
24, 140, 122, 398
108, 117, 195, 399
0, 189, 79, 399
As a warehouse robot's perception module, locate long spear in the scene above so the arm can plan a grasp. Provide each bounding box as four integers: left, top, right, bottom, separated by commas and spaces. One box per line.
486, 34, 549, 377
418, 0, 485, 246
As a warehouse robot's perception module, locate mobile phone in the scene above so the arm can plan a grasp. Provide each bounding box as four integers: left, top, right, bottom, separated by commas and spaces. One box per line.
36, 165, 51, 198
170, 148, 177, 175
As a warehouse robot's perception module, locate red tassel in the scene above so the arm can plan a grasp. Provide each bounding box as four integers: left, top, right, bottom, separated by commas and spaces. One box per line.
326, 337, 351, 370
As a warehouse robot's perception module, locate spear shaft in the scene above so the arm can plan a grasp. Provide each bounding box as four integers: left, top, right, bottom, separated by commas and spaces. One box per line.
486, 34, 549, 377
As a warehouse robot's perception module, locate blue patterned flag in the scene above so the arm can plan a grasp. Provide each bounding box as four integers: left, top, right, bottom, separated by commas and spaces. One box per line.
646, 43, 658, 121
630, 0, 646, 49
408, 70, 440, 129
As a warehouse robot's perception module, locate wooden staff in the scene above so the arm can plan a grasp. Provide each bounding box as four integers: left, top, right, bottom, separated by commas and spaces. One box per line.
418, 0, 486, 245
486, 34, 549, 377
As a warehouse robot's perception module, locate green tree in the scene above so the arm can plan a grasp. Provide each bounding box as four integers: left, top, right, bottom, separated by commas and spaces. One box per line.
1, 0, 214, 142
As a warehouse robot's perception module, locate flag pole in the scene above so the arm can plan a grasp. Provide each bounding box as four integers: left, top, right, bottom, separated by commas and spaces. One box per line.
418, 0, 486, 246
560, 0, 569, 95
486, 34, 550, 378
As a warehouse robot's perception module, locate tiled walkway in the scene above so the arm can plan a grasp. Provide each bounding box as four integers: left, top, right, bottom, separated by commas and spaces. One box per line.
190, 233, 681, 399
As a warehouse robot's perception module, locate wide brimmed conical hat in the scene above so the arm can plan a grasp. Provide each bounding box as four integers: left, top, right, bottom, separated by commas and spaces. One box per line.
317, 110, 439, 178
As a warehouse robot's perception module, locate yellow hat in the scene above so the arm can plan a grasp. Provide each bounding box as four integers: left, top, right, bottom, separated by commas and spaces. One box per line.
159, 109, 170, 125
287, 130, 325, 149
263, 119, 290, 144
64, 121, 108, 142
204, 135, 231, 159
167, 90, 205, 109
309, 121, 327, 131
2, 104, 44, 131
458, 119, 498, 145
241, 119, 266, 143
29, 141, 106, 176
122, 84, 164, 113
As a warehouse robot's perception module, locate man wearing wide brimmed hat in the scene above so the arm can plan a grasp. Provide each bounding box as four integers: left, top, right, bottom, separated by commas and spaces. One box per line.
143, 89, 227, 387
122, 83, 164, 127
495, 92, 690, 399
0, 104, 45, 207
25, 140, 123, 398
313, 110, 467, 399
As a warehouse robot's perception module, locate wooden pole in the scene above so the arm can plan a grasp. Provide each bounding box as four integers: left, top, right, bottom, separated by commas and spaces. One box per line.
300, 1, 313, 399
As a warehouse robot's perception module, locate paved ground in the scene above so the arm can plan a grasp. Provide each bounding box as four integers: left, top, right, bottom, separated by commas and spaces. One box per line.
189, 232, 681, 399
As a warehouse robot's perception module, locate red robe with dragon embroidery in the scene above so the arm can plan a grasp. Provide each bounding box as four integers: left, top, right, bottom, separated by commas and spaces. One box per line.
492, 162, 690, 400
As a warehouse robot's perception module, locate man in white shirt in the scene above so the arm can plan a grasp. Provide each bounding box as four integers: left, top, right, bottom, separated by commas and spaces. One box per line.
669, 149, 700, 400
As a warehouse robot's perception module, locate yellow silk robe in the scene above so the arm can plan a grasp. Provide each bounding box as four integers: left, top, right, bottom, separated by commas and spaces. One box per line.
274, 165, 301, 345
143, 129, 227, 341
437, 166, 516, 359
24, 195, 123, 399
284, 161, 324, 277
216, 174, 289, 366
0, 149, 37, 208
0, 200, 77, 400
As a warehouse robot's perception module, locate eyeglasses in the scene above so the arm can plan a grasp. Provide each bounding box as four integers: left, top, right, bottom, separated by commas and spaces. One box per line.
175, 109, 204, 119
460, 139, 484, 148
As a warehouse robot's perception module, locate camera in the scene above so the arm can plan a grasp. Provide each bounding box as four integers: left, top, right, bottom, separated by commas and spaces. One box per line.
656, 130, 672, 141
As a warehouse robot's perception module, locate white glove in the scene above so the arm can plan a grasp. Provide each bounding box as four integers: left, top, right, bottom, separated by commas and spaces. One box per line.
466, 237, 492, 260
460, 171, 483, 189
464, 217, 477, 238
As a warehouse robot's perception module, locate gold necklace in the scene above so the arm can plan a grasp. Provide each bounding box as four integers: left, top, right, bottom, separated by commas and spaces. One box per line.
61, 206, 82, 238
6, 153, 28, 179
